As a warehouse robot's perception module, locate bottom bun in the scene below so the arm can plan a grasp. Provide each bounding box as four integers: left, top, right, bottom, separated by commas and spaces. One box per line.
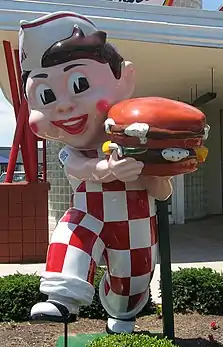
141, 159, 198, 176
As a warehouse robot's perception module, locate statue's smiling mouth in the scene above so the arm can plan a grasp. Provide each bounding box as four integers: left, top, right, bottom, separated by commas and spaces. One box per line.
51, 115, 88, 135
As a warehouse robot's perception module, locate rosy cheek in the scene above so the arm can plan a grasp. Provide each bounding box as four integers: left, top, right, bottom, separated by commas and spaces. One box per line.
96, 99, 110, 114
29, 122, 39, 135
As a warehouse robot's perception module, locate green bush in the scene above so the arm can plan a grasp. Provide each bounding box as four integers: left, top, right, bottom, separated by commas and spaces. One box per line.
4, 266, 223, 322
0, 268, 154, 321
0, 273, 46, 322
172, 267, 223, 315
88, 334, 176, 347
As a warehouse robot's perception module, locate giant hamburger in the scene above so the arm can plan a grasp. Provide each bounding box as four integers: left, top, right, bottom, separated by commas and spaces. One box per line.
102, 97, 210, 176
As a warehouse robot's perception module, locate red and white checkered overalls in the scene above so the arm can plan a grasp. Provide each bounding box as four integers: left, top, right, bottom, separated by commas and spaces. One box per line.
41, 150, 158, 320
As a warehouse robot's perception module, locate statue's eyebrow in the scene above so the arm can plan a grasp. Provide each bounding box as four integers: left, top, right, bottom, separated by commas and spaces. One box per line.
32, 63, 86, 78
32, 73, 48, 79
63, 64, 85, 72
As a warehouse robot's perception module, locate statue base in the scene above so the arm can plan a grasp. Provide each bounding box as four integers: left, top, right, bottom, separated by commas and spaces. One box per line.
56, 333, 106, 347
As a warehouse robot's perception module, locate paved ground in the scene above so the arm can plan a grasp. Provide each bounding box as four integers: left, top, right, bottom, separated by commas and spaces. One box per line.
170, 215, 223, 263
1, 215, 223, 303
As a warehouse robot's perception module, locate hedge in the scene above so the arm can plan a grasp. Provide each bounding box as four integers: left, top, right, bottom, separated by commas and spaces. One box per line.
2, 266, 221, 322
0, 268, 154, 322
0, 273, 46, 322
88, 334, 176, 347
171, 267, 223, 315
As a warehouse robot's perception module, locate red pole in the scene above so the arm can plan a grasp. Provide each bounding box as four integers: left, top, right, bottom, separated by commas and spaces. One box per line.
3, 41, 20, 117
164, 0, 174, 5
42, 140, 47, 182
13, 49, 31, 182
13, 50, 23, 100
14, 48, 38, 182
5, 100, 27, 183
3, 41, 31, 181
25, 110, 38, 182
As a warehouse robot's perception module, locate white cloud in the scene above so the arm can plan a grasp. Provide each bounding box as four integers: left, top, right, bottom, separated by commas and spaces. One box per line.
0, 95, 16, 147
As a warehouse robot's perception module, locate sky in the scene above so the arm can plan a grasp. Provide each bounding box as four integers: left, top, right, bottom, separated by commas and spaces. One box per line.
0, 0, 222, 147
0, 89, 16, 147
203, 0, 222, 10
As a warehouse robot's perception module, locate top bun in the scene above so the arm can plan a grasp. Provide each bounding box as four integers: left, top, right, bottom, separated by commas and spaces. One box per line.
108, 97, 206, 133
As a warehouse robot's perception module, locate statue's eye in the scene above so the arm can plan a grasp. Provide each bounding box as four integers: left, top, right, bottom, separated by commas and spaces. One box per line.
68, 72, 90, 95
36, 84, 56, 105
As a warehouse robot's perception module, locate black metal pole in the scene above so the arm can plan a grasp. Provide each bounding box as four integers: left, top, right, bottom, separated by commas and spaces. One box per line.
64, 322, 68, 347
156, 200, 175, 342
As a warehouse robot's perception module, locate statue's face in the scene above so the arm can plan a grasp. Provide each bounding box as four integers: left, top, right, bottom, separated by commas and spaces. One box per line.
26, 58, 135, 149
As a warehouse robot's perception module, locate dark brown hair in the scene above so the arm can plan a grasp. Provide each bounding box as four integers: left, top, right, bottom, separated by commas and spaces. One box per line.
22, 25, 124, 95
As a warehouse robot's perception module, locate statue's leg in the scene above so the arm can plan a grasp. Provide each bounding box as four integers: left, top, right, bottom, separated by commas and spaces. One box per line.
99, 216, 158, 333
31, 207, 105, 322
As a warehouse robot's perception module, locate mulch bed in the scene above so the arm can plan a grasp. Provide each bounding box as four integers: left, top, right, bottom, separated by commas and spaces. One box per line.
0, 313, 223, 346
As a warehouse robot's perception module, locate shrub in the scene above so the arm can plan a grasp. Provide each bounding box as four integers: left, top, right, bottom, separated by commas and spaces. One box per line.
0, 268, 154, 321
88, 334, 176, 347
172, 267, 223, 315
0, 273, 46, 322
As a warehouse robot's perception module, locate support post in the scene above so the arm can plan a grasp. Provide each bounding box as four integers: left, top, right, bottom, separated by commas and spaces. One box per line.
156, 199, 175, 342
3, 41, 31, 181
42, 140, 47, 182
3, 40, 39, 182
14, 48, 38, 182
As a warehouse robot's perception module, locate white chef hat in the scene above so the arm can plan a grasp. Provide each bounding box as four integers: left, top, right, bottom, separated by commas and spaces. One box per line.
19, 11, 97, 71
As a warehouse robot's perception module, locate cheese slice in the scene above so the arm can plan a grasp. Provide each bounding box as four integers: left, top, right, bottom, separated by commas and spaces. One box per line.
194, 147, 208, 163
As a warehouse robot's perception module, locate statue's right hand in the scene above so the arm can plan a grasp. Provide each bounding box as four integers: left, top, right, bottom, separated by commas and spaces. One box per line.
107, 150, 144, 182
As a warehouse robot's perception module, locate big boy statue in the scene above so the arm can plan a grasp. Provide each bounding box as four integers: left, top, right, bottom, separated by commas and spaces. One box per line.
19, 12, 172, 334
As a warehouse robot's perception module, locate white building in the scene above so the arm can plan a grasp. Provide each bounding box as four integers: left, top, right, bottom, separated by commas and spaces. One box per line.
0, 0, 222, 227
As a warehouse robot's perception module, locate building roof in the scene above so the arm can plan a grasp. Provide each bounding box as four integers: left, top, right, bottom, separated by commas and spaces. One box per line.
0, 155, 8, 164
0, 147, 43, 164
1, 1, 223, 105
1, 0, 223, 48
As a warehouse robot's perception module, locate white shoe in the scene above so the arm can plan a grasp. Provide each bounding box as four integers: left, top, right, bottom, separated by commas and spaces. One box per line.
31, 300, 76, 323
106, 317, 136, 334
